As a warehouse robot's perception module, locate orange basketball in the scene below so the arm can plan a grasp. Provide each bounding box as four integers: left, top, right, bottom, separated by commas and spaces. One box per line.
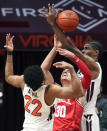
56, 10, 79, 32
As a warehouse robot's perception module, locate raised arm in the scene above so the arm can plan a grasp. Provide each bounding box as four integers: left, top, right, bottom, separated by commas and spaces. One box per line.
4, 34, 24, 89
48, 61, 84, 99
57, 48, 92, 90
41, 35, 62, 84
41, 4, 99, 79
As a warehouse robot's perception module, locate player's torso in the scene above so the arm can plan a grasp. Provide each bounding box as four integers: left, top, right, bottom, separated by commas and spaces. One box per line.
77, 62, 102, 114
22, 84, 54, 130
53, 98, 83, 131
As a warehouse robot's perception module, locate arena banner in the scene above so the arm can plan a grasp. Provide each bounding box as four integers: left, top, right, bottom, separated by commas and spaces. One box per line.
0, 0, 107, 50
0, 33, 107, 51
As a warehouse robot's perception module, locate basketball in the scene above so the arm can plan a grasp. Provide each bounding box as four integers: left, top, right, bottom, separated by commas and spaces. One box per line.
56, 10, 79, 32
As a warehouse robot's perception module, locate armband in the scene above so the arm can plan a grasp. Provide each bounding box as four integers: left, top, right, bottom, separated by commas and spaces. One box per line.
72, 56, 79, 63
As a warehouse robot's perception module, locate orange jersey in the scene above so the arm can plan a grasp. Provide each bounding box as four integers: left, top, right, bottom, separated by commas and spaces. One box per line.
53, 99, 83, 131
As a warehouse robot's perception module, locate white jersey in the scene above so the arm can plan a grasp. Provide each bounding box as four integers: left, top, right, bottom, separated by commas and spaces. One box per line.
77, 62, 102, 113
22, 84, 55, 131
77, 62, 102, 131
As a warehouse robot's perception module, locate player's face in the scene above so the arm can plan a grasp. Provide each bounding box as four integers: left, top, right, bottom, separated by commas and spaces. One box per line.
82, 44, 96, 57
61, 69, 71, 81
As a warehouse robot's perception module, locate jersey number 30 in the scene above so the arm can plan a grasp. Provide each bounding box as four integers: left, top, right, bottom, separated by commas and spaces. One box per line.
55, 105, 66, 118
25, 95, 42, 116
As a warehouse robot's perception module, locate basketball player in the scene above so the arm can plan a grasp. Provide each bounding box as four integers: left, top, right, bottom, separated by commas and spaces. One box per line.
53, 48, 92, 131
41, 35, 92, 131
41, 4, 103, 131
4, 34, 84, 131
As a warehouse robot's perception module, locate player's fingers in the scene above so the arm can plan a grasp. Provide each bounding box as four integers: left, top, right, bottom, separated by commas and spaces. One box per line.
53, 61, 66, 68
6, 34, 10, 45
43, 6, 48, 13
52, 4, 55, 12
40, 11, 47, 17
11, 35, 14, 41
56, 48, 64, 52
57, 8, 61, 14
4, 45, 8, 48
48, 3, 52, 13
53, 62, 62, 66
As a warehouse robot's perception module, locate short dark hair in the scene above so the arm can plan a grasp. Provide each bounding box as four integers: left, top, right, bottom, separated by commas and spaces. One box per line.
86, 40, 103, 59
24, 65, 45, 91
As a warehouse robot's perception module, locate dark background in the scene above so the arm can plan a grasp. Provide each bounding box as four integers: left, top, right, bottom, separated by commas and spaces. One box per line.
0, 50, 107, 131
0, 0, 107, 131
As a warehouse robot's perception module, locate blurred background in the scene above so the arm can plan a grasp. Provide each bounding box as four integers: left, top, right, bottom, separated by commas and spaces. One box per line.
0, 0, 107, 131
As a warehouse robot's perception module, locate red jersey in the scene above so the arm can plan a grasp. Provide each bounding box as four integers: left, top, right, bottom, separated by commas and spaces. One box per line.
53, 56, 92, 131
53, 99, 83, 131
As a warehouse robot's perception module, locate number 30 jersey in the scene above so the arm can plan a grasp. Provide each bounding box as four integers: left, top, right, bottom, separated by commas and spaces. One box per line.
22, 84, 54, 131
53, 99, 83, 131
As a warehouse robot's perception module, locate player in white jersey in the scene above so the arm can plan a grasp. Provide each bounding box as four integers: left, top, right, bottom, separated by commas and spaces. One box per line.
40, 3, 103, 131
79, 43, 102, 131
78, 62, 102, 131
4, 34, 84, 131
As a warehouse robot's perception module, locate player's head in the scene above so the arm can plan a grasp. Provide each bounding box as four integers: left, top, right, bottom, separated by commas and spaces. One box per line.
60, 69, 72, 84
24, 65, 45, 91
82, 40, 103, 60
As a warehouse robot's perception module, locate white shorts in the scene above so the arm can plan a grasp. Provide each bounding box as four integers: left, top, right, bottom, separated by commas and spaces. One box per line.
21, 126, 52, 131
22, 127, 52, 131
81, 113, 100, 131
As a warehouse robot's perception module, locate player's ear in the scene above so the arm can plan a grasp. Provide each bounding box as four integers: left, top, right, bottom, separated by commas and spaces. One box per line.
95, 50, 99, 55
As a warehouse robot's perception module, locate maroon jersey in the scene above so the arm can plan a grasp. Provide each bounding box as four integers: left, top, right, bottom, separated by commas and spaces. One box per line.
53, 99, 83, 131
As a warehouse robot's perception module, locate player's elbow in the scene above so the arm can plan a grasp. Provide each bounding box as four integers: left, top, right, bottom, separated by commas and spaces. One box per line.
71, 86, 84, 99
5, 74, 9, 82
76, 87, 85, 98
5, 75, 11, 84
41, 64, 49, 71
81, 88, 85, 96
5, 76, 9, 84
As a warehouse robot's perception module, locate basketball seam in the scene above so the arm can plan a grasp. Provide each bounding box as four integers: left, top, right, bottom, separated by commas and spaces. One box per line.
58, 18, 78, 21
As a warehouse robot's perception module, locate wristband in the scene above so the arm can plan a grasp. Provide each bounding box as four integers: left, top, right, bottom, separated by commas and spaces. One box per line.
7, 51, 12, 55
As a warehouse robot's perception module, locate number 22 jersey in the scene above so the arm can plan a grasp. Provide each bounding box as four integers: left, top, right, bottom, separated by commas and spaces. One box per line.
22, 84, 54, 131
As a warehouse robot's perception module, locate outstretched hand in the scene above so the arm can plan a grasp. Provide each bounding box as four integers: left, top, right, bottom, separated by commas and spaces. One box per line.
40, 3, 60, 26
4, 33, 14, 52
53, 61, 73, 70
56, 48, 75, 58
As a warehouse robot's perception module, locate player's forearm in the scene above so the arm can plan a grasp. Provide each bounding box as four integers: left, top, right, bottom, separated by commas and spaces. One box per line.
71, 56, 92, 90
41, 47, 57, 70
51, 23, 70, 48
69, 66, 84, 97
51, 23, 83, 54
5, 54, 13, 81
71, 73, 84, 98
51, 22, 95, 71
72, 56, 92, 79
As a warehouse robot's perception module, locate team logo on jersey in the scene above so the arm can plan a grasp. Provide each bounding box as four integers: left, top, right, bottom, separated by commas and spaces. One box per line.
54, 0, 107, 32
